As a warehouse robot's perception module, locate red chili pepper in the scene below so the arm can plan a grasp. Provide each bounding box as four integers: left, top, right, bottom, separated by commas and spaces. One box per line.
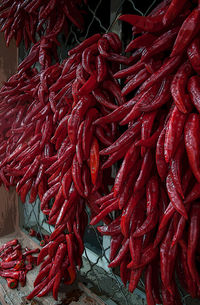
171, 61, 193, 113
125, 33, 156, 53
100, 119, 142, 156
188, 75, 200, 114
114, 143, 139, 197
40, 240, 46, 247
187, 202, 200, 286
0, 270, 20, 280
5, 250, 22, 262
128, 268, 143, 293
108, 238, 129, 268
170, 140, 185, 199
164, 106, 187, 163
142, 27, 179, 62
139, 55, 182, 93
145, 264, 156, 305
90, 200, 118, 226
121, 68, 150, 96
89, 137, 99, 185
171, 7, 200, 57
6, 278, 18, 289
49, 243, 67, 279
0, 239, 18, 253
166, 174, 188, 219
162, 0, 187, 25
26, 275, 50, 300
184, 113, 200, 184
119, 13, 166, 33
187, 37, 200, 74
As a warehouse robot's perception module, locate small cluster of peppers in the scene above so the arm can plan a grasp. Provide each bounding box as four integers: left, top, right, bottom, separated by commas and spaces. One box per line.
0, 239, 39, 289
92, 0, 200, 304
0, 0, 86, 48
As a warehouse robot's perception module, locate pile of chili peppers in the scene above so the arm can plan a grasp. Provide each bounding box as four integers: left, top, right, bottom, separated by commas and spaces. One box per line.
0, 239, 39, 289
0, 0, 86, 48
0, 0, 200, 303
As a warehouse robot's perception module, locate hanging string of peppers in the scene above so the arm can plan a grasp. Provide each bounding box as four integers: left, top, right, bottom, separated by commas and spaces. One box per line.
0, 0, 86, 48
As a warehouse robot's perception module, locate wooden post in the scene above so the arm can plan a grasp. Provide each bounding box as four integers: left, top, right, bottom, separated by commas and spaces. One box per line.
0, 33, 19, 237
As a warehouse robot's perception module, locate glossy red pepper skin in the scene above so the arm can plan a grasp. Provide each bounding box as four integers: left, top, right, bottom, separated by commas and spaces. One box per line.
142, 27, 179, 63
187, 37, 200, 74
184, 113, 200, 184
171, 7, 200, 57
68, 96, 94, 144
166, 174, 188, 219
0, 239, 18, 253
6, 278, 18, 289
162, 0, 187, 25
187, 202, 200, 286
139, 55, 182, 93
188, 75, 200, 114
119, 13, 166, 33
164, 106, 187, 163
89, 137, 99, 185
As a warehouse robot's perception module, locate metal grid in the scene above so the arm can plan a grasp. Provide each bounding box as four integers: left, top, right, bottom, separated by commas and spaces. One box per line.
18, 0, 162, 304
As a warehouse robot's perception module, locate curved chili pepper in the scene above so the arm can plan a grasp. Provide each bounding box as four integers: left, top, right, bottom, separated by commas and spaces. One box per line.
92, 88, 117, 110
166, 174, 188, 219
65, 265, 76, 285
170, 140, 185, 199
114, 60, 144, 79
119, 13, 166, 33
139, 55, 182, 93
128, 244, 158, 269
171, 61, 193, 113
162, 0, 187, 25
68, 95, 94, 144
120, 85, 159, 125
145, 264, 156, 305
125, 33, 156, 53
184, 113, 200, 184
114, 142, 139, 197
188, 75, 200, 114
122, 68, 150, 96
82, 108, 99, 160
142, 27, 179, 62
171, 7, 200, 57
89, 137, 99, 185
118, 161, 142, 209
164, 106, 187, 163
187, 37, 200, 74
128, 268, 143, 293
90, 200, 118, 226
68, 34, 101, 56
187, 202, 200, 286
100, 119, 142, 155
34, 263, 51, 287
108, 238, 129, 268
134, 149, 153, 192
120, 191, 144, 238
102, 80, 125, 106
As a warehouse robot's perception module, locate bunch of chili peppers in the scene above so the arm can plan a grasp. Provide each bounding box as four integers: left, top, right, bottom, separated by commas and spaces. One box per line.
0, 0, 86, 48
0, 31, 131, 299
0, 0, 200, 303
91, 0, 200, 304
0, 239, 39, 289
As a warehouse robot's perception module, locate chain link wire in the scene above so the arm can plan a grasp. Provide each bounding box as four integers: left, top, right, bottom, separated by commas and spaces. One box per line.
19, 1, 197, 304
